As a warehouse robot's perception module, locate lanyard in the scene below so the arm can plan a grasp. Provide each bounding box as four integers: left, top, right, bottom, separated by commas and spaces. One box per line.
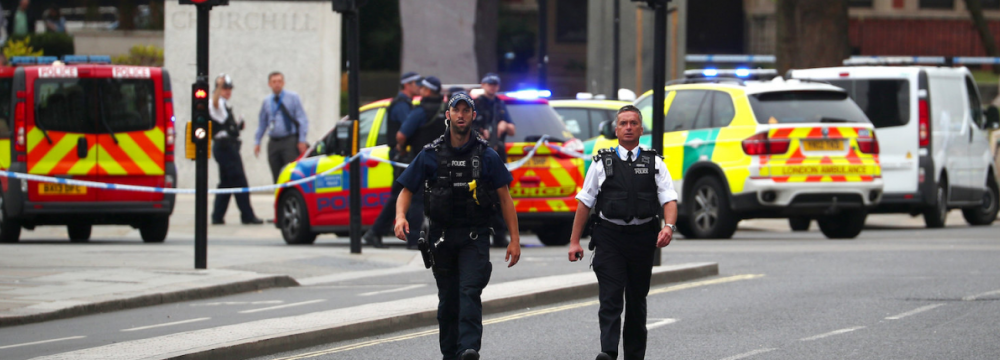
272, 92, 284, 117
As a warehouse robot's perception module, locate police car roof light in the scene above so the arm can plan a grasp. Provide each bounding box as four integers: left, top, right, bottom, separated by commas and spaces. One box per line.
685, 69, 777, 81
702, 69, 719, 77
89, 55, 112, 64
734, 68, 751, 78
63, 55, 89, 64
37, 56, 58, 65
9, 56, 37, 65
576, 92, 594, 100
506, 89, 552, 100
842, 56, 947, 66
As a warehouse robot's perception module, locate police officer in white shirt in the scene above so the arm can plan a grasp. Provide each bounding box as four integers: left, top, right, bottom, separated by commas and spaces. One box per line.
568, 105, 678, 360
210, 74, 263, 225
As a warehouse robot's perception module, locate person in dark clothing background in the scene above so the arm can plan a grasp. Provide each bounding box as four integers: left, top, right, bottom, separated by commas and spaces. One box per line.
7, 0, 36, 38
362, 71, 423, 248
209, 74, 264, 225
473, 73, 516, 248
568, 105, 678, 360
391, 76, 446, 249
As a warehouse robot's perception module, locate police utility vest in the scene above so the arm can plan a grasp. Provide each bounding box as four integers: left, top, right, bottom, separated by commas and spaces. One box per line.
423, 135, 498, 228
211, 105, 240, 139
594, 147, 660, 222
408, 96, 447, 153
385, 92, 413, 150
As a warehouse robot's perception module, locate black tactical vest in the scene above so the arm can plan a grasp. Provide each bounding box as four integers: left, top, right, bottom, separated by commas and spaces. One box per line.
211, 105, 240, 139
407, 96, 447, 154
385, 92, 412, 150
595, 147, 660, 222
424, 135, 498, 228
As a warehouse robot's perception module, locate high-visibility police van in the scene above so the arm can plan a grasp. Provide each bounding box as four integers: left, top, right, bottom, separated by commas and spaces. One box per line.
0, 56, 177, 243
790, 63, 999, 228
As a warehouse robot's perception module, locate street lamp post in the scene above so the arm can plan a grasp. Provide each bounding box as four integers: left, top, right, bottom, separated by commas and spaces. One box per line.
333, 0, 364, 254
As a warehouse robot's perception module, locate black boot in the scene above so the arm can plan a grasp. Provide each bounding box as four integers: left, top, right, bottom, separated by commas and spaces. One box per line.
363, 230, 387, 248
459, 349, 480, 360
596, 352, 614, 360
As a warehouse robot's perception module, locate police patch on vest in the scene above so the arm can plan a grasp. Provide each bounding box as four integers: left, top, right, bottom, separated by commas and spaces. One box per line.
451, 160, 467, 166
635, 168, 649, 174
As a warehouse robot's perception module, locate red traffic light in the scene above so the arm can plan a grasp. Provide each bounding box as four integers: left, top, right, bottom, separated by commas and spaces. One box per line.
194, 89, 208, 99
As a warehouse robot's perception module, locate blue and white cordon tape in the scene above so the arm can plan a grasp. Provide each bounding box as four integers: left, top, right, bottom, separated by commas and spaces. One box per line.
0, 135, 587, 194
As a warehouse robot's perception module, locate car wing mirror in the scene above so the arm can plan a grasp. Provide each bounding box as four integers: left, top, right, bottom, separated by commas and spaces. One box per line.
985, 106, 1000, 130
599, 120, 617, 139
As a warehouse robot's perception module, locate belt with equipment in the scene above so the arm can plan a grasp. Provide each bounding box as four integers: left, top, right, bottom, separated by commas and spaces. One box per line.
597, 219, 659, 234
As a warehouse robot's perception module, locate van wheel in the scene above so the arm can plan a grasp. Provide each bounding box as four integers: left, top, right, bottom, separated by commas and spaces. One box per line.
535, 221, 572, 246
923, 182, 948, 228
279, 190, 317, 245
140, 216, 169, 243
962, 176, 999, 226
817, 211, 867, 239
68, 223, 92, 242
789, 216, 811, 231
684, 176, 738, 239
0, 196, 21, 243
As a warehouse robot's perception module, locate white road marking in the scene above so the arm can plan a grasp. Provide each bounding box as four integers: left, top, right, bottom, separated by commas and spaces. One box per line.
190, 300, 283, 307
799, 326, 866, 341
121, 317, 211, 332
239, 299, 326, 314
646, 318, 677, 330
0, 336, 86, 350
718, 348, 778, 360
962, 289, 1000, 301
885, 304, 944, 320
358, 284, 426, 297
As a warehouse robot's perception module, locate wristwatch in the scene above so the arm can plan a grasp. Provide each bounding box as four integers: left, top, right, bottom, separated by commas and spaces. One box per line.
664, 223, 676, 232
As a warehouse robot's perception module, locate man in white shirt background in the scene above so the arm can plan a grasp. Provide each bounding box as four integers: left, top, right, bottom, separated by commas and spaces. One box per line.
210, 74, 263, 225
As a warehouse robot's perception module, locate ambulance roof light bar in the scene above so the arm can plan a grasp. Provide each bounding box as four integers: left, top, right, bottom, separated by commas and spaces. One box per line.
683, 68, 778, 81
843, 56, 947, 66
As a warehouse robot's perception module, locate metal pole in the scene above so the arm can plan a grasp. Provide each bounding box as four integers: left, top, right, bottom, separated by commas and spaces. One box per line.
650, 0, 667, 266
347, 10, 362, 254
194, 5, 210, 269
538, 0, 548, 89
612, 0, 620, 99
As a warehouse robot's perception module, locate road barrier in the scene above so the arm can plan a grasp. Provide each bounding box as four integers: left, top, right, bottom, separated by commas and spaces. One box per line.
0, 135, 588, 194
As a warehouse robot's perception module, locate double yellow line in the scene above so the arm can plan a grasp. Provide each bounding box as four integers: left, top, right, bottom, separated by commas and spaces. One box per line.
275, 274, 764, 360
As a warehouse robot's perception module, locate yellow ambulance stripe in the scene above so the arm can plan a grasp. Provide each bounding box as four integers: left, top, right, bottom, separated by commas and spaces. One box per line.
545, 200, 571, 212
68, 158, 95, 174
30, 134, 80, 175
713, 125, 756, 194
116, 135, 162, 175
0, 139, 10, 169
549, 166, 575, 187
143, 128, 165, 150
95, 144, 129, 175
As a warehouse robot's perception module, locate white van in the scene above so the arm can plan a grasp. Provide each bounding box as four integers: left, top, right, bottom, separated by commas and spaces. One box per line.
789, 66, 999, 228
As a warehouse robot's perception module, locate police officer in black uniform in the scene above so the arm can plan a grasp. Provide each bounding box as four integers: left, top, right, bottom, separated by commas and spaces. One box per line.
394, 93, 522, 360
568, 105, 678, 360
209, 74, 263, 225
473, 73, 516, 248
391, 76, 447, 249
362, 71, 423, 248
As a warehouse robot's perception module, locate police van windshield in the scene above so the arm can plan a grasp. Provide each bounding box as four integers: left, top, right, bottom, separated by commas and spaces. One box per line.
825, 79, 910, 128
34, 79, 157, 133
748, 91, 870, 125
504, 103, 574, 143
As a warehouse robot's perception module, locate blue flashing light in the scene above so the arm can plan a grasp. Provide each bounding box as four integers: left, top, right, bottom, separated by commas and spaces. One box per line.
63, 55, 89, 64
10, 57, 37, 65
37, 56, 58, 65
89, 55, 112, 64
734, 68, 751, 78
506, 89, 552, 100
702, 69, 719, 77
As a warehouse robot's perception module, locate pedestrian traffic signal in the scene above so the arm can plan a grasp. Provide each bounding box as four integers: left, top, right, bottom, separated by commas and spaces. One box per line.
191, 81, 210, 144
179, 0, 229, 6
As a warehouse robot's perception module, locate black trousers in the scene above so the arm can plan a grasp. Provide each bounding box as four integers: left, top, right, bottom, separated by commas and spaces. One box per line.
592, 223, 658, 360
432, 226, 493, 360
212, 138, 257, 222
368, 166, 424, 246
267, 135, 300, 183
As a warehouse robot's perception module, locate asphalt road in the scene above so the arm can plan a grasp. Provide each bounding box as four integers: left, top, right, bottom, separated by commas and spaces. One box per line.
251, 223, 1000, 360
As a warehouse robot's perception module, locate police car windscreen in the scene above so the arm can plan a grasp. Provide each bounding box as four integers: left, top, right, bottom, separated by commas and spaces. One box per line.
34, 79, 157, 133
0, 79, 12, 138
504, 103, 573, 142
748, 91, 870, 125
826, 79, 910, 128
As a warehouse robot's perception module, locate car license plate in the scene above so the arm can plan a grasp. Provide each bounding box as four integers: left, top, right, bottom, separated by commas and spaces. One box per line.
39, 183, 86, 195
528, 157, 548, 166
802, 139, 843, 151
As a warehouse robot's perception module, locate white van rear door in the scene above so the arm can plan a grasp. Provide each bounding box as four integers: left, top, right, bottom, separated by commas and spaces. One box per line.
929, 72, 971, 194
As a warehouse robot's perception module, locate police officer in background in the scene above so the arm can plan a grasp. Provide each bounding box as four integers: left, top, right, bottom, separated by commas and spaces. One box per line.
473, 73, 516, 248
209, 74, 264, 225
362, 71, 423, 248
394, 93, 521, 360
568, 105, 678, 360
392, 76, 446, 248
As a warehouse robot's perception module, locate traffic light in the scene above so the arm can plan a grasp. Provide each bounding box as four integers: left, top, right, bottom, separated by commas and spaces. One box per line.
179, 0, 229, 6
191, 81, 210, 145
